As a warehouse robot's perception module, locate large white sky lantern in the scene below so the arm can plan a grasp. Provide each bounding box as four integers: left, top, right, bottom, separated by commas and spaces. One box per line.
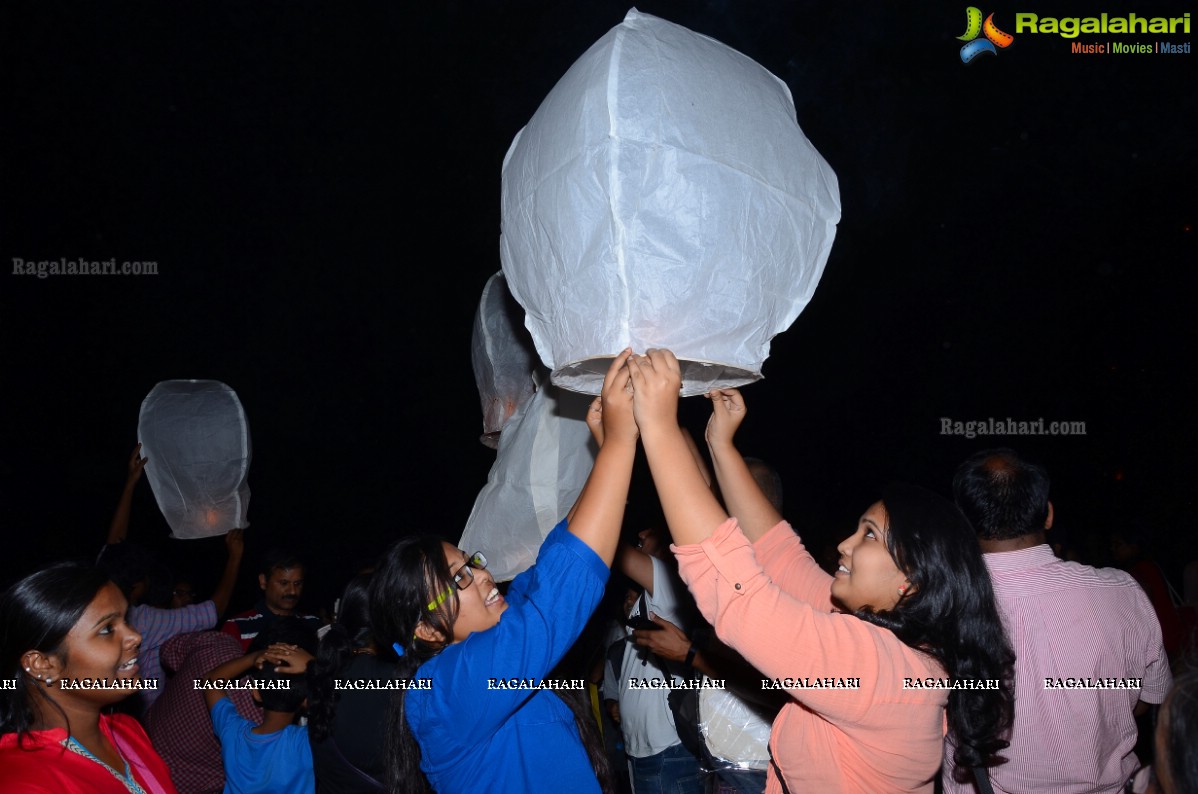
138, 380, 251, 539
500, 8, 841, 396
471, 271, 538, 449
459, 384, 597, 581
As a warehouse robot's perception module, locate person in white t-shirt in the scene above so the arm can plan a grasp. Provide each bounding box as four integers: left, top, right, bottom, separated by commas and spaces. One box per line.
603, 525, 703, 794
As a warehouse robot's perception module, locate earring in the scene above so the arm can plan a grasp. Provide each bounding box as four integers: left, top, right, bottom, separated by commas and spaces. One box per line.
898, 585, 908, 595
45, 677, 53, 685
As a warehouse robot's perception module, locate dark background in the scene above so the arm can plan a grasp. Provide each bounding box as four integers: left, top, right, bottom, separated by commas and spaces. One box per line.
2, 1, 1195, 614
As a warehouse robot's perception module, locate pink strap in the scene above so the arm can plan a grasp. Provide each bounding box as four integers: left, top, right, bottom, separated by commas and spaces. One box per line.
118, 735, 173, 794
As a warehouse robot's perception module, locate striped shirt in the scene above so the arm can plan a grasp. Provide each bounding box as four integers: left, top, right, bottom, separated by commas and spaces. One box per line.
220, 600, 323, 651
128, 600, 218, 709
942, 544, 1171, 794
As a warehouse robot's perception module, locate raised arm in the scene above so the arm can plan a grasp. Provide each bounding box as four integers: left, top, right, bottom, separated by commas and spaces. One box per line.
209, 528, 246, 617
628, 350, 727, 546
202, 643, 311, 709
615, 544, 655, 594
566, 349, 638, 565
705, 389, 783, 543
106, 443, 148, 545
682, 426, 713, 489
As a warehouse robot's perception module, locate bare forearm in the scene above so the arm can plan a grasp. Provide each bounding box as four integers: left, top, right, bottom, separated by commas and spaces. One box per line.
682, 429, 713, 489
641, 425, 727, 546
210, 551, 243, 618
206, 651, 257, 683
106, 482, 137, 545
203, 651, 257, 708
568, 438, 637, 565
708, 439, 783, 543
616, 545, 655, 593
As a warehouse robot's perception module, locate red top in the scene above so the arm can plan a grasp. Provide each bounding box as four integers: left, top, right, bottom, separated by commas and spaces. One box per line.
0, 713, 179, 794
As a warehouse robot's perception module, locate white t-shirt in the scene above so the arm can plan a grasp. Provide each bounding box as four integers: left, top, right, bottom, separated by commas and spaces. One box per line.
602, 556, 691, 758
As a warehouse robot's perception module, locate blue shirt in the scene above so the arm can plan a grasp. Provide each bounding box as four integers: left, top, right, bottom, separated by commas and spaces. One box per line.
408, 520, 609, 794
212, 698, 315, 794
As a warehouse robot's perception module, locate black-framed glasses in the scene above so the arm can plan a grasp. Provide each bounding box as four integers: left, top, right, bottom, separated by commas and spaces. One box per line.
426, 552, 488, 611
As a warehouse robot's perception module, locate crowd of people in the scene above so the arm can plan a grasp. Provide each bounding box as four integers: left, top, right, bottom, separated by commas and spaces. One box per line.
2, 349, 1196, 794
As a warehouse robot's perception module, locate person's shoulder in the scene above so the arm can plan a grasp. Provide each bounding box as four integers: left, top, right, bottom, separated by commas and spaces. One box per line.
1049, 558, 1142, 589
129, 602, 172, 624
995, 550, 1140, 591
541, 519, 609, 577
220, 609, 263, 637
224, 606, 262, 621
1005, 557, 1159, 624
0, 752, 58, 792
282, 722, 311, 745
209, 695, 240, 721
183, 600, 219, 618
165, 629, 240, 664
103, 712, 156, 744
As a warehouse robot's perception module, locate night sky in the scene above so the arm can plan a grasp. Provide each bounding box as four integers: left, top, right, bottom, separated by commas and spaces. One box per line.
2, 1, 1195, 612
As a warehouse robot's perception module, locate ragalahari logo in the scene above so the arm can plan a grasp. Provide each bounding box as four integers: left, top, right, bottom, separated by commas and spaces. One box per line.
958, 7, 1015, 62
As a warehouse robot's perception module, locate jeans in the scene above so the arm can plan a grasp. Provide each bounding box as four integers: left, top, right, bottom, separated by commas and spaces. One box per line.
630, 743, 704, 794
711, 766, 767, 794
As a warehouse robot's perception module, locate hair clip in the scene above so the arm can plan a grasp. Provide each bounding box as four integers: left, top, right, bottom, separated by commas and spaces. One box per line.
392, 642, 405, 658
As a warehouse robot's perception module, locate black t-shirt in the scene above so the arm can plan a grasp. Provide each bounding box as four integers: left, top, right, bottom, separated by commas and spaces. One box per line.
309, 653, 400, 793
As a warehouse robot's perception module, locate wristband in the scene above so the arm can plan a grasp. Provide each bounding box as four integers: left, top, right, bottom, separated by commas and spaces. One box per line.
685, 644, 697, 668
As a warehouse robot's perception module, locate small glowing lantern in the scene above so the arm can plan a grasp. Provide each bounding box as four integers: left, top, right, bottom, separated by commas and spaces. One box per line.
471, 272, 538, 449
137, 380, 251, 539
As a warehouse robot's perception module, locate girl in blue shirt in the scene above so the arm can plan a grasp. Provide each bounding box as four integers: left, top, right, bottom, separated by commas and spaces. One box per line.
370, 351, 637, 794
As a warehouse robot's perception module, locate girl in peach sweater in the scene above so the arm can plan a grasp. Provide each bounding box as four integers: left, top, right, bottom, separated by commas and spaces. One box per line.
626, 350, 1014, 793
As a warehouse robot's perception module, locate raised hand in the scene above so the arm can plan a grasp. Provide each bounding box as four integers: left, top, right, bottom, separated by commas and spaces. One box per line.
586, 396, 605, 447
632, 612, 691, 664
627, 349, 682, 435
257, 643, 313, 674
599, 348, 638, 446
705, 388, 746, 449
225, 527, 245, 557
127, 443, 148, 484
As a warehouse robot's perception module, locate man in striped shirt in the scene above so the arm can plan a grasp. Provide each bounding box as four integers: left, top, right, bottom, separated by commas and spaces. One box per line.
942, 448, 1172, 793
221, 548, 322, 651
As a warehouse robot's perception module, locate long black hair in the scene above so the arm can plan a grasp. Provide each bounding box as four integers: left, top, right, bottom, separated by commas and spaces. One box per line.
308, 573, 375, 742
855, 483, 1015, 780
1158, 668, 1198, 794
0, 561, 112, 742
369, 536, 459, 794
368, 536, 613, 794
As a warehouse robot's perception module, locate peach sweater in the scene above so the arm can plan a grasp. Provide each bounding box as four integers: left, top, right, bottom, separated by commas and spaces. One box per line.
672, 518, 948, 793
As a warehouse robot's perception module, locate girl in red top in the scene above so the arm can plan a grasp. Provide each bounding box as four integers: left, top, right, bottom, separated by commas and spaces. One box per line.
0, 561, 178, 793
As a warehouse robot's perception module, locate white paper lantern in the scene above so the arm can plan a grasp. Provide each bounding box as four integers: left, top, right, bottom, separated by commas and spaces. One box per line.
471, 271, 538, 449
458, 383, 596, 581
699, 686, 773, 771
500, 8, 841, 396
137, 380, 251, 539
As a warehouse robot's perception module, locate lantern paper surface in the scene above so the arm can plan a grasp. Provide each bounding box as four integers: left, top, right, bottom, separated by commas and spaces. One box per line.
458, 383, 596, 581
471, 271, 538, 449
500, 8, 841, 396
138, 380, 251, 539
698, 685, 773, 770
